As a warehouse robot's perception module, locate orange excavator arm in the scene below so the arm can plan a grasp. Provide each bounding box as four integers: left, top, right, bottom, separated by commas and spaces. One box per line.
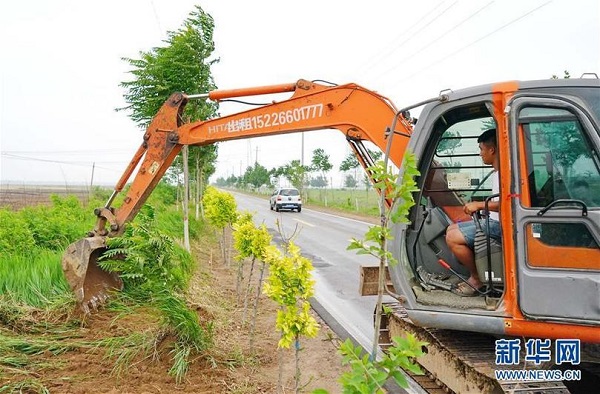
63, 79, 414, 311
102, 79, 413, 237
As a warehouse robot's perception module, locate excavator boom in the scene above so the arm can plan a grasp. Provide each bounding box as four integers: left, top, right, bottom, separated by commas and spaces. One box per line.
62, 79, 414, 311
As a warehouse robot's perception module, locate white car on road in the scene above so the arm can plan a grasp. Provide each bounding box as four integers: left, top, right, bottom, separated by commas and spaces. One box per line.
269, 187, 302, 212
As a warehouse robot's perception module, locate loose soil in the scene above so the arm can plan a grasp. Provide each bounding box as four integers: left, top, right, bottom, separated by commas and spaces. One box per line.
0, 236, 348, 394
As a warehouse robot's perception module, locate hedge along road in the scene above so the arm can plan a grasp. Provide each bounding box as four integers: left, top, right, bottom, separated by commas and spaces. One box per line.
229, 191, 387, 354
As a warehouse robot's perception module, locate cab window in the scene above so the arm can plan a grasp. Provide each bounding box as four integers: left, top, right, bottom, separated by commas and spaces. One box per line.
521, 107, 600, 208
421, 102, 496, 222
520, 106, 600, 251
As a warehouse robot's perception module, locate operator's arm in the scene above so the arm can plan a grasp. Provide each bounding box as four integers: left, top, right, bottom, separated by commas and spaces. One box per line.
463, 169, 500, 216
463, 200, 499, 216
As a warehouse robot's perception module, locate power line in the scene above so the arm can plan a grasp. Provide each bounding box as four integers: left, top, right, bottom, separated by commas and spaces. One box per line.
373, 1, 495, 82
394, 0, 553, 84
357, 0, 449, 74
358, 0, 458, 75
149, 0, 163, 36
2, 149, 133, 155
1, 153, 123, 172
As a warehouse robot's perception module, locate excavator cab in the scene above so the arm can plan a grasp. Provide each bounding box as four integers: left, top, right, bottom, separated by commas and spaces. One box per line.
389, 78, 600, 342
404, 101, 502, 298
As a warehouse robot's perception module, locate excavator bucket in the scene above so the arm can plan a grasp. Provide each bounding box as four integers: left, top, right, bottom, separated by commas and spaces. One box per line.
62, 237, 123, 313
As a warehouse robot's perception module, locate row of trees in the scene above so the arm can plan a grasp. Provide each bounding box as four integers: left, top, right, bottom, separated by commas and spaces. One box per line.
215, 147, 383, 191
204, 185, 426, 393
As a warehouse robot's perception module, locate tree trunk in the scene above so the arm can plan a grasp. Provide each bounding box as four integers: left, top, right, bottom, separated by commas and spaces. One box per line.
278, 336, 284, 393
242, 256, 257, 325
236, 258, 244, 304
196, 156, 200, 220
294, 336, 300, 394
183, 146, 191, 252
249, 261, 266, 350
200, 171, 205, 219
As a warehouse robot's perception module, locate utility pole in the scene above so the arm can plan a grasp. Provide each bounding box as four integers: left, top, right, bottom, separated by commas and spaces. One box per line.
89, 162, 95, 203
301, 133, 305, 200
247, 140, 251, 171
255, 146, 259, 165
182, 146, 190, 251
301, 133, 304, 166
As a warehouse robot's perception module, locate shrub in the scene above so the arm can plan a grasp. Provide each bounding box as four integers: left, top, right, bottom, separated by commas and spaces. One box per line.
202, 186, 237, 229
98, 204, 211, 383
0, 209, 35, 256
20, 195, 92, 250
147, 181, 178, 207
99, 205, 193, 292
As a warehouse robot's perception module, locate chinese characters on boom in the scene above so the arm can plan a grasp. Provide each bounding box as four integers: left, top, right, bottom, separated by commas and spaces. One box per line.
494, 338, 582, 381
207, 103, 324, 135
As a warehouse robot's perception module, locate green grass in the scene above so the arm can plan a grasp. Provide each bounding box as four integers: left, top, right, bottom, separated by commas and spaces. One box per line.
0, 249, 72, 308
95, 329, 162, 377
0, 379, 50, 394
0, 189, 216, 385
0, 328, 87, 356
304, 188, 380, 216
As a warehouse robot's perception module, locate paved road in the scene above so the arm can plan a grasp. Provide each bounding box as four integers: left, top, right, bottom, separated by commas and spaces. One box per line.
231, 191, 423, 394
230, 191, 380, 350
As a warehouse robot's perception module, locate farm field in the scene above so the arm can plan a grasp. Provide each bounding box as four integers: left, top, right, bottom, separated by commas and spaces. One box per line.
0, 185, 347, 393
0, 184, 97, 210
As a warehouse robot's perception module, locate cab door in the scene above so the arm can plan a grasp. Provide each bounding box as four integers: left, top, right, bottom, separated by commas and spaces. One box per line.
509, 96, 600, 324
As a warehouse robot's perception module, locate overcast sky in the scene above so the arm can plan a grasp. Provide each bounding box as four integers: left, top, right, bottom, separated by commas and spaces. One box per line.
1, 0, 598, 187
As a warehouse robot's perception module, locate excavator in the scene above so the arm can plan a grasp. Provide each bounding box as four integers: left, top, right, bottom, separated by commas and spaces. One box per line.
62, 77, 600, 393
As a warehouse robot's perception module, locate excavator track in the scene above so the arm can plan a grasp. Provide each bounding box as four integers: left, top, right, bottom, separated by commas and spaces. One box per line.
378, 302, 597, 394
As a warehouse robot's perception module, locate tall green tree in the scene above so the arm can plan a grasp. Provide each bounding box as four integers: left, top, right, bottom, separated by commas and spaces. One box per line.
340, 149, 383, 194
340, 149, 382, 192
119, 6, 218, 125
310, 148, 333, 189
344, 174, 358, 189
276, 160, 310, 191
118, 5, 220, 223
243, 162, 270, 189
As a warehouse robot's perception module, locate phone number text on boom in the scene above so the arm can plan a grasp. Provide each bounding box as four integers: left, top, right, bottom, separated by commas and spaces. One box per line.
207, 104, 324, 134
250, 104, 323, 130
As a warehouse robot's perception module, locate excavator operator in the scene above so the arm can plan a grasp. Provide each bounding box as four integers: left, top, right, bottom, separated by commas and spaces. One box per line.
445, 129, 500, 296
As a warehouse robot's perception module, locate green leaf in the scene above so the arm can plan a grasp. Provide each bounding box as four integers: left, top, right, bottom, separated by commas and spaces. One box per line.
390, 370, 408, 387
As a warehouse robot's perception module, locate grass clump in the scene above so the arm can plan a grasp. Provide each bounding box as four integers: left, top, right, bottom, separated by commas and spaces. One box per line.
99, 205, 213, 383
95, 329, 163, 377
0, 379, 50, 394
0, 190, 214, 386
0, 209, 36, 255
0, 249, 72, 308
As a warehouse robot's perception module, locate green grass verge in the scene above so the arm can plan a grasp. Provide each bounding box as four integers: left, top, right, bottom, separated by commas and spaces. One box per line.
0, 249, 72, 308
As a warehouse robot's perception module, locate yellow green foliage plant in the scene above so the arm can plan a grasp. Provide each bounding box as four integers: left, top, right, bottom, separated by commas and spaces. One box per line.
202, 187, 237, 265
231, 212, 273, 346
263, 242, 319, 393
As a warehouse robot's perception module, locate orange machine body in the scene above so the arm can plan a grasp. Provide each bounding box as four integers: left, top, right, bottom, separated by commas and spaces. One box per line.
67, 78, 600, 346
